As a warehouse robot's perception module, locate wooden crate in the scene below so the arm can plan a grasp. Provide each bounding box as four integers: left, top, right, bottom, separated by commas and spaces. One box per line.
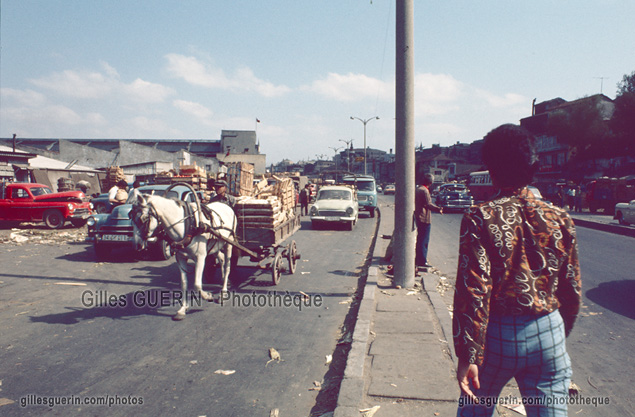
226, 162, 254, 197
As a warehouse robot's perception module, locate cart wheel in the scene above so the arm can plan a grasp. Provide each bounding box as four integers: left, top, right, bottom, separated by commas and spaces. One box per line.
271, 252, 283, 285
287, 240, 298, 274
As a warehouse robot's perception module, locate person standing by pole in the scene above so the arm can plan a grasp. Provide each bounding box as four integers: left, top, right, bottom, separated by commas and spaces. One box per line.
414, 173, 443, 269
453, 124, 581, 416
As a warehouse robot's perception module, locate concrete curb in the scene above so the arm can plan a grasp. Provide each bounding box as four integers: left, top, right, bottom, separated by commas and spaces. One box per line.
572, 217, 635, 238
333, 216, 381, 417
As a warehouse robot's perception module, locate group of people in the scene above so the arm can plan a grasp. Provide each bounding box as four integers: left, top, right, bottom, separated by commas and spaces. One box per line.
413, 124, 581, 416
107, 179, 236, 209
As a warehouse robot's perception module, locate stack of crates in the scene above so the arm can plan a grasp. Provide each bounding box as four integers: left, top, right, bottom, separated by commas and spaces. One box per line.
226, 162, 254, 197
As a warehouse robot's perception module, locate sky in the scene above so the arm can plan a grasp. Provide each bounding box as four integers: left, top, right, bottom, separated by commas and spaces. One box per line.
1, 0, 634, 165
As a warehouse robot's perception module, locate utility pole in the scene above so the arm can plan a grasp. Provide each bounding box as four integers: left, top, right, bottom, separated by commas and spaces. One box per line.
594, 77, 608, 94
394, 0, 415, 289
350, 116, 379, 175
329, 146, 343, 182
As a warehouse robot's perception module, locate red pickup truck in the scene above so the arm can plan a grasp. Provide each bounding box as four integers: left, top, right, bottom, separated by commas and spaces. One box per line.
0, 182, 93, 229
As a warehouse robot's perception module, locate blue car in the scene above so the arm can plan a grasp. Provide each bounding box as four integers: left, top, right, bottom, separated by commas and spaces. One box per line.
86, 184, 199, 260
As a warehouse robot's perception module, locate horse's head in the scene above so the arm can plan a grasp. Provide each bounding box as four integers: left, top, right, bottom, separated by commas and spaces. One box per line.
130, 193, 160, 251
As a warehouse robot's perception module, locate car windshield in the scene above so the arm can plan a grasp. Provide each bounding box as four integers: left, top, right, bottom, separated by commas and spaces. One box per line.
319, 190, 351, 200
345, 181, 375, 191
30, 187, 53, 196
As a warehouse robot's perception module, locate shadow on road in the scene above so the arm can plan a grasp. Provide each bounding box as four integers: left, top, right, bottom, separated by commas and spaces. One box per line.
586, 279, 635, 320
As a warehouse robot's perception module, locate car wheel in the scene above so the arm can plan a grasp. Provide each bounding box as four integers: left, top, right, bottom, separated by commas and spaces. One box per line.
152, 239, 172, 260
94, 242, 110, 260
346, 220, 354, 231
617, 212, 629, 225
94, 204, 108, 214
43, 210, 65, 229
369, 208, 375, 218
70, 218, 87, 228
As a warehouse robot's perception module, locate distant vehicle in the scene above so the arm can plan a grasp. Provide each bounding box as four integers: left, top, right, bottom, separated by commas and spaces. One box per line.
87, 184, 199, 260
0, 182, 92, 229
309, 185, 359, 231
614, 200, 635, 225
383, 184, 395, 195
342, 175, 377, 217
376, 185, 383, 193
435, 183, 473, 212
468, 171, 495, 202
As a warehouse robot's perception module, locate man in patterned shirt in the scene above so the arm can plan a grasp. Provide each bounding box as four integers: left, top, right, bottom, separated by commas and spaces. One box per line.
453, 124, 581, 416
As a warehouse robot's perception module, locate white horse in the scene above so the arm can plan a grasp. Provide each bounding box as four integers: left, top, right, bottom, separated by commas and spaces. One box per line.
130, 193, 237, 320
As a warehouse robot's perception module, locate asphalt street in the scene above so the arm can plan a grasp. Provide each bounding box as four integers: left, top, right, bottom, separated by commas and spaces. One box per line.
0, 213, 377, 417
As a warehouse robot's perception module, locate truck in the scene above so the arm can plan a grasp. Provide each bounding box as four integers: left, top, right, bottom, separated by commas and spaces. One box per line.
0, 182, 93, 229
586, 177, 635, 215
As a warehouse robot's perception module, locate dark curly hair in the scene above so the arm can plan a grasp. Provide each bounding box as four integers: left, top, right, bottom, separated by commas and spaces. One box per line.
482, 124, 538, 189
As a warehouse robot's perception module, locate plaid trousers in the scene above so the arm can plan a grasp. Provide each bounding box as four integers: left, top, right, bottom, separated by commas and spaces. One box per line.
457, 310, 572, 417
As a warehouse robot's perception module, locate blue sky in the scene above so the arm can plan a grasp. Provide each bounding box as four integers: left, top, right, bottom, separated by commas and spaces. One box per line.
1, 0, 634, 164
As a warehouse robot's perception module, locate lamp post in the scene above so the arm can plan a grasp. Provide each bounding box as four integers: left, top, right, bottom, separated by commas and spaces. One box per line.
350, 116, 379, 175
329, 146, 343, 182
339, 139, 354, 172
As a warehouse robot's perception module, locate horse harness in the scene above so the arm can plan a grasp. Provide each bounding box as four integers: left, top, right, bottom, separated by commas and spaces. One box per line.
135, 199, 236, 252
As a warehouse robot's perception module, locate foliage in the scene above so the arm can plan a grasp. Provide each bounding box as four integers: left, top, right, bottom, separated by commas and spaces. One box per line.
611, 71, 635, 156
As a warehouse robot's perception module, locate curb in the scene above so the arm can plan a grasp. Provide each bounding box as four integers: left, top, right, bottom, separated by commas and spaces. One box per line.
572, 218, 635, 238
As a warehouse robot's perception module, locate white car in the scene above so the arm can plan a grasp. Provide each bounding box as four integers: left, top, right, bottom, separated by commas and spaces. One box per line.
615, 200, 635, 225
310, 185, 359, 230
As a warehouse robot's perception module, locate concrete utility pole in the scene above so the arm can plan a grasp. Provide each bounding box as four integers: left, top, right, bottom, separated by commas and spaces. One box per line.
394, 0, 416, 288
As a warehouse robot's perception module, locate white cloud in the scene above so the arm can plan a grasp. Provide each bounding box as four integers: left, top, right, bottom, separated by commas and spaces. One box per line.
29, 65, 174, 104
1, 88, 47, 107
303, 72, 391, 102
173, 99, 213, 119
474, 89, 527, 108
165, 54, 291, 97
124, 78, 175, 103
30, 70, 114, 99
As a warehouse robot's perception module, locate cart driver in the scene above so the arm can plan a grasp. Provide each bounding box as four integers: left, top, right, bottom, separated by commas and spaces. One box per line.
210, 180, 236, 209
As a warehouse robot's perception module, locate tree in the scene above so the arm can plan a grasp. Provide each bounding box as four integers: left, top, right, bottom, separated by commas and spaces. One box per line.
611, 71, 635, 157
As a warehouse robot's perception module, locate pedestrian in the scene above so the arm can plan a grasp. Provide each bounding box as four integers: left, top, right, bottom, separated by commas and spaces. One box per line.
574, 184, 582, 212
414, 173, 443, 268
453, 124, 581, 417
566, 185, 576, 210
299, 184, 311, 216
108, 179, 128, 206
210, 180, 236, 208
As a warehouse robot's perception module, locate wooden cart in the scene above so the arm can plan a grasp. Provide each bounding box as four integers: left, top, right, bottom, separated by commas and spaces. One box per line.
231, 213, 301, 284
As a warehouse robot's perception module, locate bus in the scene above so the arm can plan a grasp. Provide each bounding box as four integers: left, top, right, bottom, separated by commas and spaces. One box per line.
468, 171, 495, 202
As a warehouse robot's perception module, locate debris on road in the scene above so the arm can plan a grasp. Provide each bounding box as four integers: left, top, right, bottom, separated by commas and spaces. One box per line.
213, 369, 235, 375
309, 381, 322, 391
269, 409, 279, 417
324, 354, 332, 366
359, 405, 380, 416
266, 347, 283, 366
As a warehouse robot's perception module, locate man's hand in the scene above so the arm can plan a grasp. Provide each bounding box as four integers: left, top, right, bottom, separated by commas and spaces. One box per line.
457, 359, 480, 400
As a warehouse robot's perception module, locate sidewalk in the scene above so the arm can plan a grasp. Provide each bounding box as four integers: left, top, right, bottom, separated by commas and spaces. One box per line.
333, 204, 633, 417
334, 202, 460, 417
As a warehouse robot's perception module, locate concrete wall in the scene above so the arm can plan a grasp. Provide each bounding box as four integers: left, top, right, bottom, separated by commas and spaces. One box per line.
221, 130, 259, 155
59, 140, 119, 168
217, 153, 267, 175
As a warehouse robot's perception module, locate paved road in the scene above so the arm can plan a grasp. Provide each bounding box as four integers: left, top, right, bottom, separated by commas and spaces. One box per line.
0, 213, 377, 417
417, 208, 635, 417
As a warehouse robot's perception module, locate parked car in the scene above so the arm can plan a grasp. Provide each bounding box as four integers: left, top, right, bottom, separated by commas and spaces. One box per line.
436, 183, 473, 212
614, 200, 635, 225
383, 184, 395, 195
0, 182, 92, 229
86, 184, 198, 260
342, 175, 378, 217
90, 193, 115, 213
309, 185, 358, 231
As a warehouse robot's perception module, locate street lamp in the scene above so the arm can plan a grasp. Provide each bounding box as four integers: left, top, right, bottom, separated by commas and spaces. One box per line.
339, 139, 354, 172
329, 146, 343, 182
350, 116, 379, 175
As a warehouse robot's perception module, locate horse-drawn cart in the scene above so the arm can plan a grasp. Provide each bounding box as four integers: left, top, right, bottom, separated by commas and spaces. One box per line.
232, 212, 301, 284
